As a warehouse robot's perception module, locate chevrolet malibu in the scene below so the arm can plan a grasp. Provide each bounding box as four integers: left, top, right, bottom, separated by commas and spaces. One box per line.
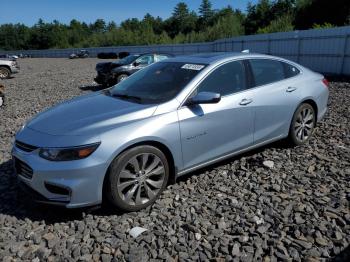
12, 52, 329, 211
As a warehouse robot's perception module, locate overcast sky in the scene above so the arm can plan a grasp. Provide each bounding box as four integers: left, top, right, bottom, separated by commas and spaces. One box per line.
0, 0, 258, 25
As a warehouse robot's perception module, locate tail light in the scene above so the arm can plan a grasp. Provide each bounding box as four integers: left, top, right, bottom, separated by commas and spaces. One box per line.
322, 78, 330, 88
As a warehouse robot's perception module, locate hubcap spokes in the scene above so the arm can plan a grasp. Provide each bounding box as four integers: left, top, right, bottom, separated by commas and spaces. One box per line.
295, 108, 314, 141
117, 153, 165, 206
0, 70, 6, 78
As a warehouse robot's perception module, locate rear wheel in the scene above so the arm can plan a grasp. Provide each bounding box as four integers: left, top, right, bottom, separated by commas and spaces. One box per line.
0, 67, 10, 79
106, 146, 169, 211
288, 103, 316, 145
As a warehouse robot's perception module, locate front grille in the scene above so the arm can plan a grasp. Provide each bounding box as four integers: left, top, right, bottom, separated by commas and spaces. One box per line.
14, 157, 33, 179
15, 140, 38, 152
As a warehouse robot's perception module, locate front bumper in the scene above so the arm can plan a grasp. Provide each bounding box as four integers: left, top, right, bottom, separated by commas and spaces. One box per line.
10, 65, 20, 74
12, 142, 108, 208
94, 72, 114, 85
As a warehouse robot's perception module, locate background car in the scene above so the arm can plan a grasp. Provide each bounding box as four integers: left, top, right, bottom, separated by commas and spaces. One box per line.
94, 53, 173, 86
97, 52, 119, 59
0, 58, 20, 79
12, 52, 329, 211
97, 51, 131, 59
69, 50, 89, 59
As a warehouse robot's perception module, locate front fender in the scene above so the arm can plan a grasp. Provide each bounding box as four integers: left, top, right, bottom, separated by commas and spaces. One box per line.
100, 111, 182, 173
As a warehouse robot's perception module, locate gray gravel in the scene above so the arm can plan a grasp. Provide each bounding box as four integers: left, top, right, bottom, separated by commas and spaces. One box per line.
0, 58, 349, 261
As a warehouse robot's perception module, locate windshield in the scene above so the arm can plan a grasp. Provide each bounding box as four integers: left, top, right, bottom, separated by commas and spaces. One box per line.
115, 55, 140, 65
109, 62, 207, 104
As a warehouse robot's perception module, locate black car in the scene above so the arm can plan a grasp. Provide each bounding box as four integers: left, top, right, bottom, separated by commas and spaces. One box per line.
69, 50, 89, 59
94, 53, 173, 86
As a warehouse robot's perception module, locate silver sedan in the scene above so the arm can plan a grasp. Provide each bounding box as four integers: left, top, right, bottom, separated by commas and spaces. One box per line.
12, 52, 329, 211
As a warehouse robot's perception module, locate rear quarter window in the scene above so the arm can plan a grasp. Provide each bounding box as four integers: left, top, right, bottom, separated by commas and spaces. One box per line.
283, 62, 300, 78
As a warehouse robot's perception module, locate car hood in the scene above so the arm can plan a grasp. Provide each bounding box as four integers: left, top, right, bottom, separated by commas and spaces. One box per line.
27, 92, 157, 136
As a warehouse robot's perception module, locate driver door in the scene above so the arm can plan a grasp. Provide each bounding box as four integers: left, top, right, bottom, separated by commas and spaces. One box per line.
178, 60, 255, 170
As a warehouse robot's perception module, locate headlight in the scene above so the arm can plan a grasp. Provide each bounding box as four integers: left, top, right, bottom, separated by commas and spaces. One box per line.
39, 143, 100, 161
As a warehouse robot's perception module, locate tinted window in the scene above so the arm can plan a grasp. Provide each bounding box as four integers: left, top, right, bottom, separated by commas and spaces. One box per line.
284, 62, 300, 78
197, 61, 246, 96
249, 59, 284, 86
117, 55, 140, 65
136, 55, 154, 65
155, 55, 169, 62
109, 62, 207, 104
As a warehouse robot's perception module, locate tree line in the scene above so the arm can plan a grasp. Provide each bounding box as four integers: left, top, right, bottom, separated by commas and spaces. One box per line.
0, 0, 349, 51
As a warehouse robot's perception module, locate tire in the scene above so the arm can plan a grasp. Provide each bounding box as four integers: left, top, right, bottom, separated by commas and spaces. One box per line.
106, 78, 118, 87
106, 145, 169, 212
117, 74, 129, 83
0, 67, 11, 79
288, 103, 316, 146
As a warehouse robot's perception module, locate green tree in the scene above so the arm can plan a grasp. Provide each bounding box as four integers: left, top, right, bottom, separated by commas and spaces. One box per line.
294, 0, 350, 29
198, 0, 214, 27
90, 19, 106, 33
205, 14, 244, 41
121, 18, 141, 31
143, 13, 163, 34
107, 21, 117, 31
164, 2, 197, 37
257, 14, 294, 33
244, 0, 272, 34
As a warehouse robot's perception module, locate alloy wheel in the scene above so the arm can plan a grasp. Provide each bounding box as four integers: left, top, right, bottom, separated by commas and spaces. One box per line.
0, 68, 9, 78
294, 107, 314, 142
117, 153, 165, 206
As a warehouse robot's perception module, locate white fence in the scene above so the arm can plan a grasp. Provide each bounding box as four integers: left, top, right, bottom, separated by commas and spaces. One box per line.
2, 26, 350, 75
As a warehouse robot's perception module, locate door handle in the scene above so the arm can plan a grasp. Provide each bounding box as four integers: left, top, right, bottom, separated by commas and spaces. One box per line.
239, 98, 253, 106
286, 86, 297, 92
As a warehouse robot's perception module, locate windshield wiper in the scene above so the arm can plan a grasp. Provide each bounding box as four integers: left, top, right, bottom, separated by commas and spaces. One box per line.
111, 93, 143, 103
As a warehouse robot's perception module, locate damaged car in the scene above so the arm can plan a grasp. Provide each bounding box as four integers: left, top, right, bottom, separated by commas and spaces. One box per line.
94, 53, 173, 86
69, 50, 89, 59
0, 57, 20, 79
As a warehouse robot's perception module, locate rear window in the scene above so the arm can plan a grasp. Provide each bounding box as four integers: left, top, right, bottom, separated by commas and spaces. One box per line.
249, 59, 285, 86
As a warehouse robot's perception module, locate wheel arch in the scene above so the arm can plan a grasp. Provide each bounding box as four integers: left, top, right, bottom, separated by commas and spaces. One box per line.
102, 140, 177, 202
0, 65, 11, 72
115, 71, 131, 77
299, 98, 318, 123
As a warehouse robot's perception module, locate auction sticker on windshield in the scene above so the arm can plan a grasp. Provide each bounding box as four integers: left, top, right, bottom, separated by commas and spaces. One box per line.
181, 64, 205, 70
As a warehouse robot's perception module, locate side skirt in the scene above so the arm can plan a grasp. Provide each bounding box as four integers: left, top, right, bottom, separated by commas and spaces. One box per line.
176, 135, 284, 178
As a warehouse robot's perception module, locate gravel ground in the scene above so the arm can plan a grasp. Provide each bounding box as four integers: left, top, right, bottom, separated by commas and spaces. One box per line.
0, 58, 349, 261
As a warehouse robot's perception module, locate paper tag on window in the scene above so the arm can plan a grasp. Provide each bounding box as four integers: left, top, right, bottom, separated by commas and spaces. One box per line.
181, 64, 205, 71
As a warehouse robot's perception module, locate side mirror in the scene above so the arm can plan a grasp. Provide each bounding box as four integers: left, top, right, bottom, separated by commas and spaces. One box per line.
133, 61, 140, 67
187, 92, 221, 106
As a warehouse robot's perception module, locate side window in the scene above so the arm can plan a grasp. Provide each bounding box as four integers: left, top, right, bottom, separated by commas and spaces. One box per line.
155, 55, 169, 62
196, 61, 246, 96
284, 62, 300, 78
136, 55, 154, 65
249, 59, 285, 86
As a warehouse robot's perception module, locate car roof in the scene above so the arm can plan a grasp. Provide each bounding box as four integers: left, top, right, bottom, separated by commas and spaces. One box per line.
165, 52, 266, 64
129, 53, 174, 57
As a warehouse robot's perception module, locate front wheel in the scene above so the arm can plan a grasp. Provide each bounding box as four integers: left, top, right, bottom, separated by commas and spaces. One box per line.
106, 146, 169, 211
0, 67, 11, 79
117, 74, 129, 83
288, 103, 316, 145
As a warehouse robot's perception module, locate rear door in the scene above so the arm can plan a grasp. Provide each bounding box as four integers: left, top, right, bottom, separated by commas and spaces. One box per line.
247, 59, 302, 144
178, 60, 255, 170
